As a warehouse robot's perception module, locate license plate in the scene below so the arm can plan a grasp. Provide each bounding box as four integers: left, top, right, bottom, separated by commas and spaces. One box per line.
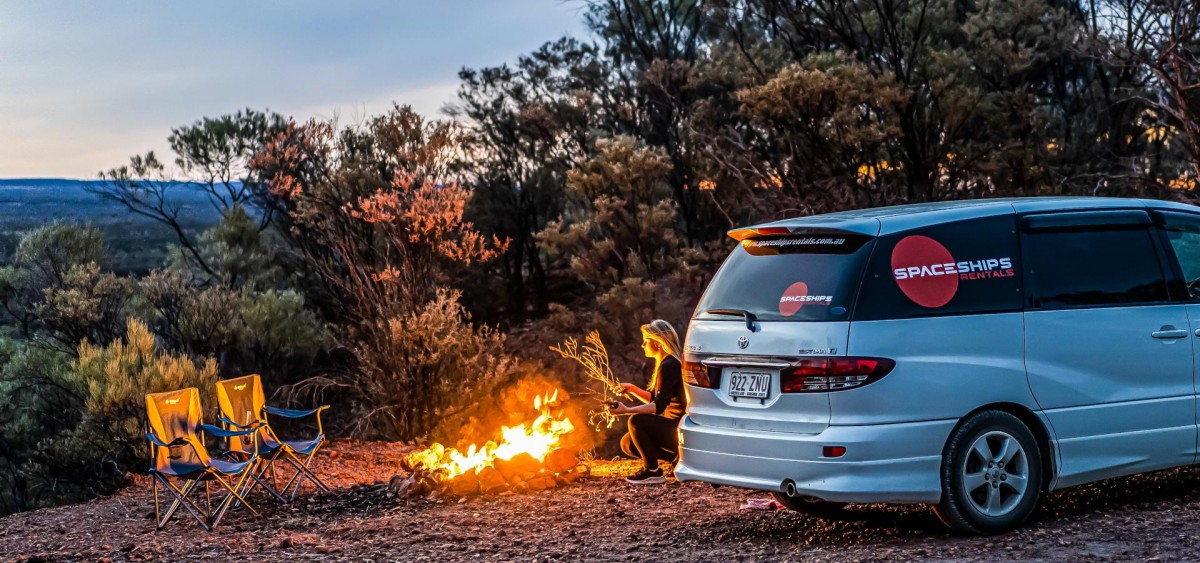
728, 371, 771, 399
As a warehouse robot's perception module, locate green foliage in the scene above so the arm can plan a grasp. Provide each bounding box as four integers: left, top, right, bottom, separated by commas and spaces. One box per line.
540, 136, 681, 288
0, 224, 132, 352
536, 136, 717, 371
236, 289, 326, 378
735, 52, 908, 210
454, 38, 614, 319
13, 223, 105, 277
26, 319, 218, 505
137, 268, 240, 358
35, 262, 133, 353
137, 269, 326, 379
0, 320, 216, 511
0, 344, 74, 513
197, 205, 283, 289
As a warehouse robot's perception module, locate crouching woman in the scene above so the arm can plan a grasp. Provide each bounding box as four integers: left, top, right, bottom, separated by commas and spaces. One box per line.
609, 320, 685, 485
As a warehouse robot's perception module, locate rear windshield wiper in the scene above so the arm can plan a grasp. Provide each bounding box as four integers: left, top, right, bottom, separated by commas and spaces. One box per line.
705, 309, 758, 331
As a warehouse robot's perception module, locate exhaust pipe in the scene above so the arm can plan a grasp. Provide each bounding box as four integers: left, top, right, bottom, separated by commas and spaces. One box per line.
782, 479, 798, 497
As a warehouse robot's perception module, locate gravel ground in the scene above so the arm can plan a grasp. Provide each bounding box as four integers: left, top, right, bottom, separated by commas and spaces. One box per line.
3, 440, 1200, 561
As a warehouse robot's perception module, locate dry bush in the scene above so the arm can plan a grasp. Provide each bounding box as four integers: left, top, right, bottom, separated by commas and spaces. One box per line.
295, 289, 515, 441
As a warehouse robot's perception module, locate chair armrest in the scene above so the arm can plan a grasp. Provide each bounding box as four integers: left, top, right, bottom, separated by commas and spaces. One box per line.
146, 432, 188, 448
218, 415, 262, 430
263, 405, 328, 418
200, 422, 261, 439
264, 404, 328, 436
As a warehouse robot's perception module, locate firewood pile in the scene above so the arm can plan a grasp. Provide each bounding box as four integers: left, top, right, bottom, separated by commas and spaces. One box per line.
389, 447, 588, 499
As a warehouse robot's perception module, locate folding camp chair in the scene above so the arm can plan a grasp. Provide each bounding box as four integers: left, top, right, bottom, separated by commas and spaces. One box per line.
216, 374, 330, 502
145, 387, 263, 531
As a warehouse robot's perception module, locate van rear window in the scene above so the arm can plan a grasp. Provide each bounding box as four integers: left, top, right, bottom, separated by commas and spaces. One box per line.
693, 234, 874, 322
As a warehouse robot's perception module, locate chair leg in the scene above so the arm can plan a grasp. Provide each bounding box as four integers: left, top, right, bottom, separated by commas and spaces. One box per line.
157, 476, 192, 529
280, 447, 330, 501
152, 476, 161, 527
209, 471, 261, 529
155, 476, 211, 531
249, 459, 288, 503
233, 458, 287, 507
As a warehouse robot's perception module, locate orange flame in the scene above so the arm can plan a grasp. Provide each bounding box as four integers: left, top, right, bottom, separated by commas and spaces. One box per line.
403, 388, 575, 479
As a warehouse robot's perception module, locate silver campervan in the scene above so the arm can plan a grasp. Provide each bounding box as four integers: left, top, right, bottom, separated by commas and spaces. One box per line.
675, 197, 1200, 534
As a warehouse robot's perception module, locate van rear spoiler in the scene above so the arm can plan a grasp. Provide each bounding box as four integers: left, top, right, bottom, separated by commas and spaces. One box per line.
727, 226, 867, 241
727, 227, 792, 241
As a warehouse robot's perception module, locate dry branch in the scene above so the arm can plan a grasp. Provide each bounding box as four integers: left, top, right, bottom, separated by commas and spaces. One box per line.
550, 331, 623, 430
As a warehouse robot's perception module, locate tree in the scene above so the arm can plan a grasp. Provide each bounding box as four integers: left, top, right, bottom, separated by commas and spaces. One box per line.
0, 224, 131, 354
251, 105, 509, 439
92, 109, 286, 279
1099, 0, 1200, 191
454, 38, 613, 320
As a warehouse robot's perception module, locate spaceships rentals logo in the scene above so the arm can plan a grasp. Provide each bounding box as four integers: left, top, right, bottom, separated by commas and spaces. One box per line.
778, 281, 833, 316
891, 235, 1014, 308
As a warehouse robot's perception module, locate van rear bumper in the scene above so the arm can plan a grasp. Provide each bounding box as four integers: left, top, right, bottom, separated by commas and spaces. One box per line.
673, 415, 953, 503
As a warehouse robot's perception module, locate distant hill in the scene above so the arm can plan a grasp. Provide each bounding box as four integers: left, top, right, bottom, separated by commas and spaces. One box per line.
0, 178, 225, 274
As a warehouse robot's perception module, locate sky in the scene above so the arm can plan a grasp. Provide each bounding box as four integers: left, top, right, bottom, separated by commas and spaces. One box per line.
0, 1, 590, 179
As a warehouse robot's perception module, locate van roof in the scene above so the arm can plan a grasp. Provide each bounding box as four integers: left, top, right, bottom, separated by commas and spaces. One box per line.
743, 197, 1200, 237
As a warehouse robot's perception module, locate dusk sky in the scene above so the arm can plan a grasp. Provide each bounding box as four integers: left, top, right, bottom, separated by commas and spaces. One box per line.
0, 1, 589, 179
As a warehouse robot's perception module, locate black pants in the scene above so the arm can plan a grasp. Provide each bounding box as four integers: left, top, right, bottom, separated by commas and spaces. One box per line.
625, 413, 680, 470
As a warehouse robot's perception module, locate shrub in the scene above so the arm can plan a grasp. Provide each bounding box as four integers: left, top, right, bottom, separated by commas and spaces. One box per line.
24, 319, 217, 504
137, 268, 240, 358
197, 205, 284, 290
236, 289, 327, 380
0, 223, 130, 351
0, 344, 71, 513
301, 289, 513, 440
35, 262, 133, 353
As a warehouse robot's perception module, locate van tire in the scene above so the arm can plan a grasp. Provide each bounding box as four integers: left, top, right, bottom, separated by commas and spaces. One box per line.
934, 410, 1042, 535
770, 492, 848, 518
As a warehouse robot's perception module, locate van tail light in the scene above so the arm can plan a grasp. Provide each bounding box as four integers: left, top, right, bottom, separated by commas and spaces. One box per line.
683, 360, 721, 389
780, 357, 895, 393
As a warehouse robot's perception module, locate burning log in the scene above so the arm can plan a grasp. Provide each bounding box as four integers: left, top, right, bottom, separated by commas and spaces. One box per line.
476, 466, 507, 494
388, 469, 440, 499
446, 472, 480, 497
394, 387, 587, 498
543, 448, 578, 474
494, 453, 541, 484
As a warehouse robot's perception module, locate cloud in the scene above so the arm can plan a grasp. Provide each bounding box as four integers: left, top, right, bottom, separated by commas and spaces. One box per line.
0, 1, 589, 178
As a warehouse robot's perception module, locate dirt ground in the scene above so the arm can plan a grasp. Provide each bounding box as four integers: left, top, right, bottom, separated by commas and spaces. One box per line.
4, 440, 1200, 562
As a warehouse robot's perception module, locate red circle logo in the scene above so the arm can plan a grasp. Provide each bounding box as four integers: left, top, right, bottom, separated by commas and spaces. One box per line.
891, 236, 958, 308
778, 282, 809, 317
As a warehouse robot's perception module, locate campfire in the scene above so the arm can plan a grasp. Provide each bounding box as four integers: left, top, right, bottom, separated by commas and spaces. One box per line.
393, 388, 586, 497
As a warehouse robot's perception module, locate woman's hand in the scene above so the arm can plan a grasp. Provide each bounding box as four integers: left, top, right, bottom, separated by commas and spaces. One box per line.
607, 401, 629, 415
618, 382, 640, 394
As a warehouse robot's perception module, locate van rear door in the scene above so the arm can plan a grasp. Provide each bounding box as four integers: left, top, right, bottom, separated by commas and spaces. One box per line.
685, 229, 876, 434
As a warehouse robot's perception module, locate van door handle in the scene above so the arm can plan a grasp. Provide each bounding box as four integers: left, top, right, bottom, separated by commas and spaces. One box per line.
1152, 328, 1189, 339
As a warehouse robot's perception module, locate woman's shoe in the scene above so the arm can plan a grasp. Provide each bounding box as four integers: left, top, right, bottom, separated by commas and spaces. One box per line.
625, 468, 666, 484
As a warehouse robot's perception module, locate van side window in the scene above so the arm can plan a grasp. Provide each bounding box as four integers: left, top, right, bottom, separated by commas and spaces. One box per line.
1023, 226, 1168, 309
1158, 211, 1200, 300
854, 215, 1021, 320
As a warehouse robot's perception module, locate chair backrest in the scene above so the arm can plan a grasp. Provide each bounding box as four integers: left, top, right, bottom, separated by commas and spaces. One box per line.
145, 387, 209, 471
216, 374, 267, 454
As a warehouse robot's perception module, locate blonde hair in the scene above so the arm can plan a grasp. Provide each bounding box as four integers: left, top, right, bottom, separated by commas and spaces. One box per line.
641, 319, 682, 361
